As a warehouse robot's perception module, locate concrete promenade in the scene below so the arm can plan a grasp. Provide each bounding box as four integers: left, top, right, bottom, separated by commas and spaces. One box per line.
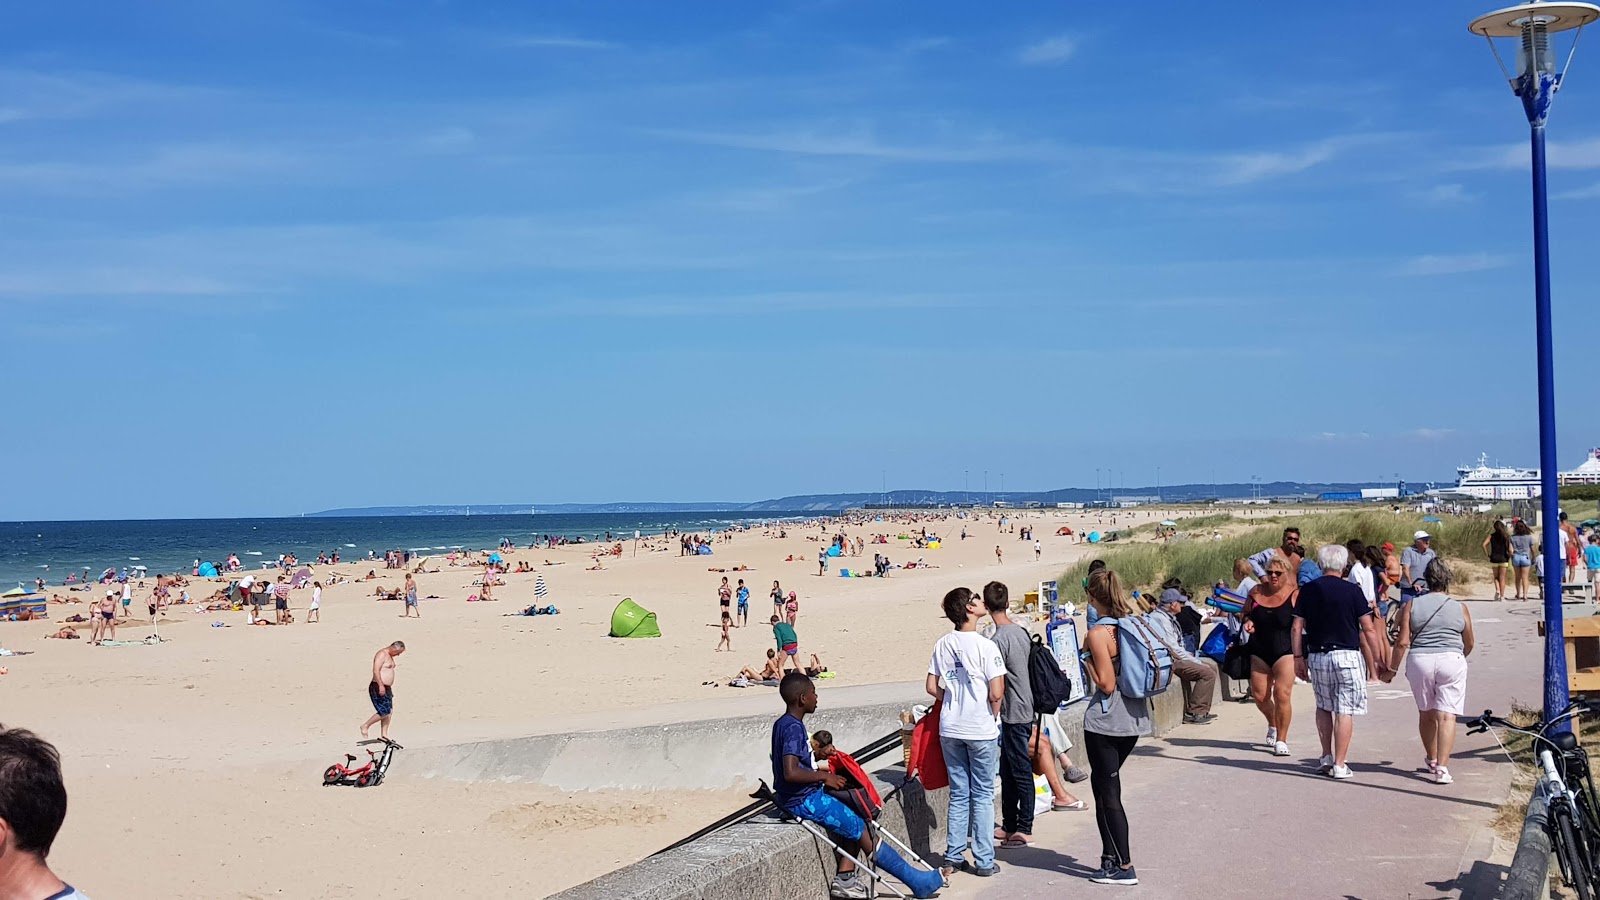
938, 600, 1545, 900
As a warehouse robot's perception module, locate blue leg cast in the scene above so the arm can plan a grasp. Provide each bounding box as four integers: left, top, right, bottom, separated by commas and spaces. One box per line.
874, 841, 943, 898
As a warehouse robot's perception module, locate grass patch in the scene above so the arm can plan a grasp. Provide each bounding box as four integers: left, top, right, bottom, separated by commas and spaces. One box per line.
1058, 509, 1500, 601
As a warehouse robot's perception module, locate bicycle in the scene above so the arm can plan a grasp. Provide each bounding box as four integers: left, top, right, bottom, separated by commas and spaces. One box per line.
322, 738, 403, 788
1464, 701, 1600, 900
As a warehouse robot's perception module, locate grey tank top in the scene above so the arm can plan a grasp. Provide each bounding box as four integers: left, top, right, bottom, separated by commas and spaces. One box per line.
1083, 631, 1153, 738
1408, 594, 1466, 655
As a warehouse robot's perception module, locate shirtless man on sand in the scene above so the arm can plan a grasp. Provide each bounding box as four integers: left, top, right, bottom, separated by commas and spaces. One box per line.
361, 641, 406, 740
91, 591, 117, 645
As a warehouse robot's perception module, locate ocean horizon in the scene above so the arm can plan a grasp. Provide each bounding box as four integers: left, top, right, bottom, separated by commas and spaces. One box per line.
0, 512, 806, 590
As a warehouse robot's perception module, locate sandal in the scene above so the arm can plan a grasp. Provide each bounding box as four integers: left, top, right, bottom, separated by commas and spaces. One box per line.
1052, 799, 1086, 811
1001, 835, 1032, 848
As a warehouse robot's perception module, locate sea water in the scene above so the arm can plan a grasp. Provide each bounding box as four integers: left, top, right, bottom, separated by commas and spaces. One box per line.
0, 512, 801, 589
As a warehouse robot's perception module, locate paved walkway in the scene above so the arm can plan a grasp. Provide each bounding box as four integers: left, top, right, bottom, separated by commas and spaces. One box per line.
935, 599, 1549, 900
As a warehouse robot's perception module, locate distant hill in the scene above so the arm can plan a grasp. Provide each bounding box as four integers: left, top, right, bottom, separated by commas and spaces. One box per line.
305, 481, 1409, 517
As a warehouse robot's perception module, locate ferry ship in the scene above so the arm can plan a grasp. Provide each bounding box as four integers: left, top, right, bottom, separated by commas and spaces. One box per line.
1438, 453, 1541, 500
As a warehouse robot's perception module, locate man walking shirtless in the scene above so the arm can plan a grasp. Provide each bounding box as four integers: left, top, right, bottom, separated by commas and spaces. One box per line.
91, 591, 117, 645
361, 641, 406, 740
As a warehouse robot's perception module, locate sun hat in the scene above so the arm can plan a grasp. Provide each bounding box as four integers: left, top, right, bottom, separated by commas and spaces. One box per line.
1414, 530, 1430, 540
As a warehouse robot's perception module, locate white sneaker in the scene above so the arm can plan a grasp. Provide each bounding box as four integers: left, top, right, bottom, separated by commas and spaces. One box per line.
1265, 727, 1277, 746
1329, 764, 1354, 780
1273, 741, 1290, 757
1316, 755, 1334, 773
1435, 767, 1453, 785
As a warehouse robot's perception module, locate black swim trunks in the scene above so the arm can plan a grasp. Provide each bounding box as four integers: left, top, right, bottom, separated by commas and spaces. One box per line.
368, 681, 394, 717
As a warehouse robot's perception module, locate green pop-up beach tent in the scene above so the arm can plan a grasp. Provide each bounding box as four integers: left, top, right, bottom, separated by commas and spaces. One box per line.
609, 598, 661, 638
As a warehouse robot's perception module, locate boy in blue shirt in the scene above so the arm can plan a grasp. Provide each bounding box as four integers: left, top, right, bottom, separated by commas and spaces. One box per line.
771, 673, 940, 899
1585, 534, 1600, 591
736, 579, 750, 627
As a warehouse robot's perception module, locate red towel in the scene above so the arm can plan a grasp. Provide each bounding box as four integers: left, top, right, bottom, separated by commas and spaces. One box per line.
907, 700, 948, 791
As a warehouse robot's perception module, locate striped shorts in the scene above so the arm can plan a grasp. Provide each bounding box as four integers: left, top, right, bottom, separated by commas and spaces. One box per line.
1308, 650, 1368, 716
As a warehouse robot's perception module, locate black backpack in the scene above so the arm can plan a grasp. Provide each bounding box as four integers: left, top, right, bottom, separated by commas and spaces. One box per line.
1028, 633, 1074, 716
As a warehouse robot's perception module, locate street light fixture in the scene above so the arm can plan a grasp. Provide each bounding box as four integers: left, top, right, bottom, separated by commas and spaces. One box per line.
1468, 0, 1599, 726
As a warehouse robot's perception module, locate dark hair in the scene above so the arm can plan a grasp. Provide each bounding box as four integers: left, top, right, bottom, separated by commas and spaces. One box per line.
942, 587, 975, 626
1364, 544, 1386, 572
779, 671, 813, 705
1283, 527, 1301, 540
1345, 539, 1366, 562
1087, 559, 1107, 575
981, 581, 1009, 613
811, 729, 833, 748
1515, 519, 1534, 536
1424, 558, 1454, 593
0, 726, 68, 857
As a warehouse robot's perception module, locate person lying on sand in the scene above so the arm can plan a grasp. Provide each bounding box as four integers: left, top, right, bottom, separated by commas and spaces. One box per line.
802, 654, 830, 678
46, 627, 80, 639
738, 649, 785, 682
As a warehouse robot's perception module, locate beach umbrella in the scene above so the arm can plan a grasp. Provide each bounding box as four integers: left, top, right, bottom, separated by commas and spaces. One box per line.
535, 574, 548, 602
1160, 520, 1177, 527
1422, 516, 1443, 524
489, 553, 503, 564
1, 587, 26, 598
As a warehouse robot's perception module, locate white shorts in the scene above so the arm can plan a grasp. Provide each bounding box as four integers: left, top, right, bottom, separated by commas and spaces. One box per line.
1309, 650, 1368, 716
1405, 652, 1468, 715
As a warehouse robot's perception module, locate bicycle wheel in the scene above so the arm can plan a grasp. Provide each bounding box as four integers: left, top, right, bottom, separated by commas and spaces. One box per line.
1553, 802, 1597, 900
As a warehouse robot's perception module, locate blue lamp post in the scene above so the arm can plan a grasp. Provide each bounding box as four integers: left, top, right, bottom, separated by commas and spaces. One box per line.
1469, 0, 1599, 727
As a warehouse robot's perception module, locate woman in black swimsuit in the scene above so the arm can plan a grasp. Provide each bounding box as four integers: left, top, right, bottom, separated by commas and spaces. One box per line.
1244, 554, 1298, 758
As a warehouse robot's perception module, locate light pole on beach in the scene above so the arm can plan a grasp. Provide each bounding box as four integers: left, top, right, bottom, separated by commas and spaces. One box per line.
1468, 0, 1597, 727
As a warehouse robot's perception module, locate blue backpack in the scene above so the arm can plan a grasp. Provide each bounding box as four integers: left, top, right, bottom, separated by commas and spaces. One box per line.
1100, 615, 1174, 709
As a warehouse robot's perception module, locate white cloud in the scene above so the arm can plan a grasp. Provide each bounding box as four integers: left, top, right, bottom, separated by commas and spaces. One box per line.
645, 126, 1063, 163
1210, 142, 1341, 186
0, 143, 302, 192
1398, 252, 1514, 276
1408, 428, 1457, 441
1018, 35, 1077, 66
1413, 183, 1475, 204
1460, 136, 1600, 170
1556, 181, 1600, 200
506, 35, 619, 50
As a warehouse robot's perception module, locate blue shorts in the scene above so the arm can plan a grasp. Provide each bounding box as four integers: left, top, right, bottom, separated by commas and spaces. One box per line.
787, 789, 863, 841
368, 682, 394, 717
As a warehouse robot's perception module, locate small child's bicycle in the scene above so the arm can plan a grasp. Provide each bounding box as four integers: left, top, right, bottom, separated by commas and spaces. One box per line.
322, 738, 402, 788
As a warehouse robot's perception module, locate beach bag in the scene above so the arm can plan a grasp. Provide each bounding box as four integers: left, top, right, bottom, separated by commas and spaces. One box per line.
1028, 633, 1074, 716
907, 700, 948, 791
1104, 615, 1173, 710
1200, 624, 1230, 665
1222, 641, 1253, 681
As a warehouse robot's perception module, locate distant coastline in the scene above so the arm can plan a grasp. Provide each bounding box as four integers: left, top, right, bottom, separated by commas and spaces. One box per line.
305, 480, 1413, 517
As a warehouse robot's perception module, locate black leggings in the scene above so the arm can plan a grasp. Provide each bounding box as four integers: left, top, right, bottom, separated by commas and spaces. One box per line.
1085, 730, 1138, 866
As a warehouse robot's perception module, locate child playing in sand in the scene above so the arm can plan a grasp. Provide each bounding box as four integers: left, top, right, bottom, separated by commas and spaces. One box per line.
770, 674, 940, 899
716, 610, 732, 652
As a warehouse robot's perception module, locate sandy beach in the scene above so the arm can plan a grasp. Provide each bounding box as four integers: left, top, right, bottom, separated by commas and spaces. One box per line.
8, 508, 1199, 898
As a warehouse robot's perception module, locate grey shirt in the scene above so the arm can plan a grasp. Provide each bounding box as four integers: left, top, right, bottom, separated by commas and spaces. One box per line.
1408, 594, 1467, 655
991, 622, 1035, 725
1149, 607, 1198, 664
1510, 534, 1535, 559
1401, 546, 1436, 584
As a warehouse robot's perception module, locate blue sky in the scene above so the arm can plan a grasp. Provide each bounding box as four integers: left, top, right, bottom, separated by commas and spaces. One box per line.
3, 1, 1598, 519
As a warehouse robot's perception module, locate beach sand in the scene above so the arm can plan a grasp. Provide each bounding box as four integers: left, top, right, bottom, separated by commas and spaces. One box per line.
6, 508, 1195, 898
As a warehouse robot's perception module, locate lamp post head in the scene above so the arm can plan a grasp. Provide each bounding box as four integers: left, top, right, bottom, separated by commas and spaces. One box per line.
1470, 1, 1599, 123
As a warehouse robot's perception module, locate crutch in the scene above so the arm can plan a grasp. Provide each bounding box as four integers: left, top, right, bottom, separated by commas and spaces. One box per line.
752, 781, 909, 900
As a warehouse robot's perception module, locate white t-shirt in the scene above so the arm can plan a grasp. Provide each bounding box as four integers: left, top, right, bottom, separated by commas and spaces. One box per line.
238, 575, 256, 590
310, 587, 321, 609
1347, 561, 1375, 604
928, 630, 1006, 741
46, 883, 92, 899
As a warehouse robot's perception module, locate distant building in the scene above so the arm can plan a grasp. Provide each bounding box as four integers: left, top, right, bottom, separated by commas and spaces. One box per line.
1560, 449, 1600, 486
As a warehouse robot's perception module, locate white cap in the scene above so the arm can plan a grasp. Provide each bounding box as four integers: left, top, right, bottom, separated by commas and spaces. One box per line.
1414, 530, 1430, 540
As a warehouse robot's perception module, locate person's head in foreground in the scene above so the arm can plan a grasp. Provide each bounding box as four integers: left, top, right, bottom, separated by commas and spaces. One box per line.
981, 581, 1008, 615
1085, 569, 1135, 619
941, 586, 981, 629
1424, 558, 1453, 595
1413, 531, 1430, 551
770, 615, 781, 626
780, 672, 817, 716
810, 729, 835, 761
1317, 543, 1350, 575
0, 725, 77, 898
387, 640, 405, 657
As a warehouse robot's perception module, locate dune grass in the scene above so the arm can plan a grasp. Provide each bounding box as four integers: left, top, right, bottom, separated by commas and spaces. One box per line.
1059, 509, 1497, 603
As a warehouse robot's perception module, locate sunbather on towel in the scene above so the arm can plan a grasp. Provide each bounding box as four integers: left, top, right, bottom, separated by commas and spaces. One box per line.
739, 649, 785, 682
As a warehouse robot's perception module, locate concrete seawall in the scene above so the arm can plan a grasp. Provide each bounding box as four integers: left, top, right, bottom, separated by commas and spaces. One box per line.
549, 687, 1184, 900
396, 682, 932, 791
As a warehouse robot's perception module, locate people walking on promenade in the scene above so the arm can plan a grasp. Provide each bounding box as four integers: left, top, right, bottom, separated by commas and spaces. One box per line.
983, 581, 1039, 849
1483, 519, 1511, 602
1384, 559, 1474, 785
925, 586, 1005, 879
1294, 544, 1385, 780
1509, 519, 1536, 601
1081, 568, 1151, 885
1244, 554, 1298, 757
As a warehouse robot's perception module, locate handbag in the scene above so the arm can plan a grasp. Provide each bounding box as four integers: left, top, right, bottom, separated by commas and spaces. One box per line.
1222, 641, 1253, 681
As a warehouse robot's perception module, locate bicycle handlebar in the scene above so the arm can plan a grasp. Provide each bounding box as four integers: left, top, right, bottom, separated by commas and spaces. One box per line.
1462, 698, 1600, 738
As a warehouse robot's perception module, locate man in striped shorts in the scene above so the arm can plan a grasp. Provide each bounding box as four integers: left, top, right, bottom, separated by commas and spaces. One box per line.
1293, 543, 1387, 781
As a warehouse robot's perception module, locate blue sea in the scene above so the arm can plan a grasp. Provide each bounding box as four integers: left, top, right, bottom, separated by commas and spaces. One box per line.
0, 513, 803, 589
